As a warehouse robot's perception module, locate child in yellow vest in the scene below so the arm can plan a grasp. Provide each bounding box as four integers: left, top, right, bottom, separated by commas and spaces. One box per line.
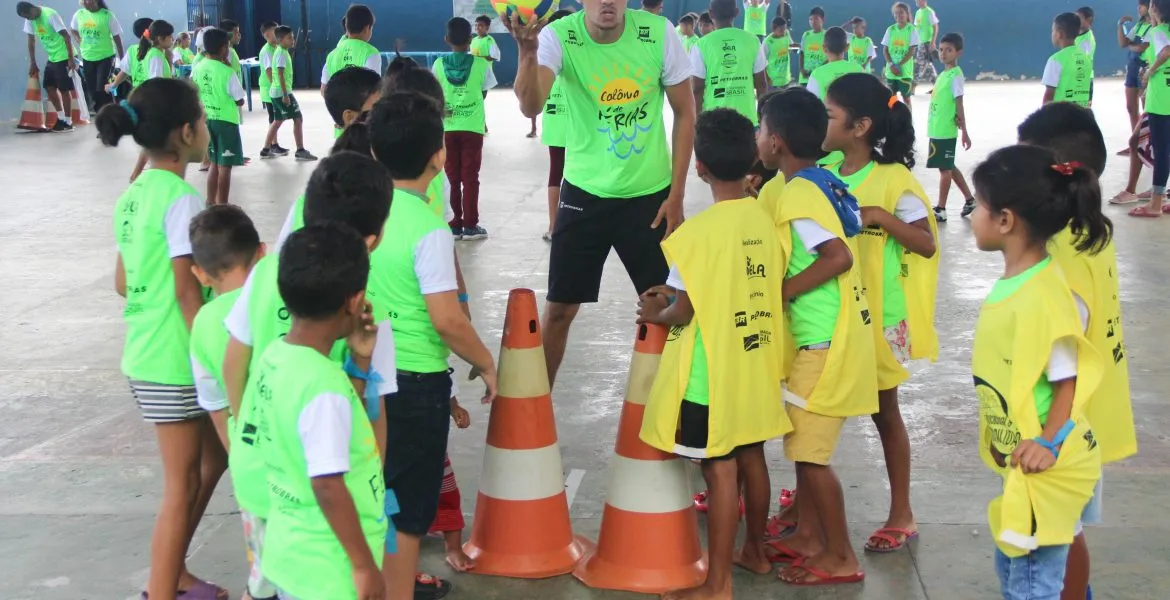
756, 88, 876, 586
639, 108, 791, 599
1016, 102, 1136, 600
969, 145, 1110, 600
820, 72, 939, 554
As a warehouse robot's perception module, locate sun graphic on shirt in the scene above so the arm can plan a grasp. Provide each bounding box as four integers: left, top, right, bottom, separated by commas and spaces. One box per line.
589, 64, 655, 160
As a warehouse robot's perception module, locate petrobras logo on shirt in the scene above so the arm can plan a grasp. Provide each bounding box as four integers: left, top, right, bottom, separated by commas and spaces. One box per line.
638, 26, 652, 42
565, 29, 584, 47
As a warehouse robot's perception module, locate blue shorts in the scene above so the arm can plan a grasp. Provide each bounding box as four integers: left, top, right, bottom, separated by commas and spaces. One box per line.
995, 544, 1070, 600
1126, 57, 1145, 89
1075, 476, 1104, 534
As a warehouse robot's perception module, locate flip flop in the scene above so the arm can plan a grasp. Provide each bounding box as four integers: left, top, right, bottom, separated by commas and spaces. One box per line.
139, 580, 229, 600
865, 527, 919, 553
692, 491, 744, 515
1162, 204, 1170, 214
765, 515, 797, 539
778, 562, 865, 586
1109, 191, 1141, 205
779, 488, 796, 509
1128, 205, 1163, 218
764, 539, 807, 564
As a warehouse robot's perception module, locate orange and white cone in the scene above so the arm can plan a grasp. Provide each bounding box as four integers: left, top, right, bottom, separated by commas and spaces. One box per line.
463, 288, 589, 578
17, 76, 47, 131
573, 323, 707, 594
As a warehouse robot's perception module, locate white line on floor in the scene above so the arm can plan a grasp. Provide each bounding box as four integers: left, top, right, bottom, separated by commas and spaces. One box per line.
564, 468, 586, 509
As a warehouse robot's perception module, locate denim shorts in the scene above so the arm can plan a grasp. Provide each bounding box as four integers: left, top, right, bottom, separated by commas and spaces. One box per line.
382, 370, 452, 535
994, 544, 1070, 600
1126, 57, 1145, 89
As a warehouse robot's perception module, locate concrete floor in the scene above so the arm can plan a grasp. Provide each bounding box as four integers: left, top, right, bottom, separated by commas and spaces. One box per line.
1, 80, 1168, 600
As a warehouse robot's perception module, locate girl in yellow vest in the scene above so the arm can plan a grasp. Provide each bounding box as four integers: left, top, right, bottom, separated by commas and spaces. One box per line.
969, 145, 1111, 600
821, 72, 939, 554
756, 88, 876, 586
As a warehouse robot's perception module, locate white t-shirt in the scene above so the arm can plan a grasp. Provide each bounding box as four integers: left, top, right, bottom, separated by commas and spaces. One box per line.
894, 193, 929, 224
949, 71, 965, 97
1046, 294, 1089, 382
24, 12, 68, 37
881, 27, 921, 48
667, 265, 686, 290
319, 52, 383, 85
414, 230, 460, 294
689, 41, 768, 78
194, 28, 205, 53
1041, 57, 1062, 88
193, 359, 227, 412
299, 392, 353, 476
792, 218, 837, 253
164, 194, 202, 257
536, 19, 693, 87
228, 73, 246, 102
117, 51, 130, 72
1150, 28, 1170, 62
1078, 37, 1092, 57
69, 11, 123, 37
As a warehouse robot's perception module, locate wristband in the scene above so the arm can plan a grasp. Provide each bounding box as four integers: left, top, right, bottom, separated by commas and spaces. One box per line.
458, 293, 470, 303
1033, 419, 1076, 458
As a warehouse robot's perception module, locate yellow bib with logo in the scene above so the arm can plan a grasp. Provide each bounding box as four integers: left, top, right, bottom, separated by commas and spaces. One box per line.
759, 176, 879, 418
1049, 230, 1136, 464
640, 199, 793, 458
850, 163, 940, 389
973, 261, 1102, 557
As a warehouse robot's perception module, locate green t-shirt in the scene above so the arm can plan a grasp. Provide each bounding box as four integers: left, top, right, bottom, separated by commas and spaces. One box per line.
786, 221, 842, 347
434, 53, 489, 134
681, 33, 700, 55
914, 6, 938, 47
257, 340, 387, 598
367, 189, 452, 373
1147, 25, 1170, 115
470, 34, 497, 60
73, 8, 116, 61
229, 47, 242, 77
743, 2, 768, 37
324, 37, 380, 80
144, 46, 173, 79
799, 30, 826, 83
269, 46, 294, 97
193, 58, 241, 125
541, 77, 567, 147
549, 9, 672, 198
883, 24, 916, 82
848, 36, 874, 72
696, 28, 763, 124
684, 329, 710, 406
928, 65, 963, 139
808, 59, 863, 100
190, 288, 241, 414
763, 33, 792, 86
114, 169, 200, 385
1048, 46, 1092, 108
27, 7, 69, 63
1076, 29, 1096, 62
178, 47, 195, 64
258, 43, 275, 103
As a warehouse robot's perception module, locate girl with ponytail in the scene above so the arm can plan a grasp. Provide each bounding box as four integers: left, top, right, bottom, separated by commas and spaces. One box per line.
822, 72, 939, 555
105, 19, 178, 182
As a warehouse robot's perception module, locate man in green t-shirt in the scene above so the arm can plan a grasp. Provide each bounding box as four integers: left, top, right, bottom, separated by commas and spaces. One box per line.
17, 2, 76, 132
912, 0, 939, 89
743, 0, 770, 37
1042, 13, 1093, 107
763, 16, 792, 87
799, 5, 826, 83
691, 0, 768, 123
927, 33, 976, 222
509, 0, 696, 388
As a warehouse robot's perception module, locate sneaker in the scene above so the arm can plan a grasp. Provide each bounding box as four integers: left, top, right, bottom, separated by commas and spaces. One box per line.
960, 198, 977, 218
259, 147, 274, 159
933, 206, 948, 223
461, 226, 488, 240
450, 226, 463, 240
51, 120, 74, 133
294, 149, 318, 161
414, 573, 451, 600
271, 145, 290, 156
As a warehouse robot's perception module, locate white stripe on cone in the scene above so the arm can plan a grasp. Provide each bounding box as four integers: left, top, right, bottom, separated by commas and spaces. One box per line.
497, 346, 551, 398
604, 455, 693, 514
479, 444, 567, 502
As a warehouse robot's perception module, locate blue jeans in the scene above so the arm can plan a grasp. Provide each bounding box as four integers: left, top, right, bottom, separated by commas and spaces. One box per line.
994, 545, 1070, 600
1148, 113, 1170, 194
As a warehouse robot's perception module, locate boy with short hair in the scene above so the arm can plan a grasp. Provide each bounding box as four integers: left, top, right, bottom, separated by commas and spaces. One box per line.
883, 2, 919, 109
187, 204, 274, 600
756, 88, 876, 586
258, 223, 388, 600
267, 26, 317, 161
805, 26, 862, 100
928, 32, 976, 222
436, 17, 494, 240
1043, 13, 1093, 107
471, 15, 506, 135
219, 19, 243, 77
763, 17, 793, 88
193, 27, 247, 206
691, 0, 768, 122
800, 6, 827, 84
1076, 6, 1097, 104
678, 13, 701, 54
258, 21, 288, 158
639, 107, 791, 600
642, 0, 666, 16
912, 0, 939, 89
17, 1, 76, 132
321, 4, 381, 87
699, 11, 716, 36
848, 17, 876, 73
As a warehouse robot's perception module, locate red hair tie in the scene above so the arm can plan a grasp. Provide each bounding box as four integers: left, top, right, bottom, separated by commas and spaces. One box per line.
1050, 161, 1082, 176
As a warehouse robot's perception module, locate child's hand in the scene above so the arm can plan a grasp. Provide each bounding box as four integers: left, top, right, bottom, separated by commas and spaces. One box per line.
353, 563, 385, 600
860, 206, 890, 228
507, 11, 546, 52
1010, 440, 1056, 474
637, 290, 671, 324
891, 63, 902, 76
745, 174, 764, 197
346, 301, 377, 359
282, 95, 291, 106
961, 130, 972, 151
451, 399, 471, 429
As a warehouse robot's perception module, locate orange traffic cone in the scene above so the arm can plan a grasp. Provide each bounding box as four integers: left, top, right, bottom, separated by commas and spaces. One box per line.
17, 76, 47, 132
573, 323, 707, 594
463, 288, 589, 578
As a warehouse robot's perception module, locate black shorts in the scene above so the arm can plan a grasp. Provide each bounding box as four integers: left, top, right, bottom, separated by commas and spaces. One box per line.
678, 401, 764, 461
43, 60, 74, 92
548, 180, 670, 304
382, 370, 452, 536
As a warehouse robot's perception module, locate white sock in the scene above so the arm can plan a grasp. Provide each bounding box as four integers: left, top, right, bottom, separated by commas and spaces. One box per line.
56, 111, 65, 120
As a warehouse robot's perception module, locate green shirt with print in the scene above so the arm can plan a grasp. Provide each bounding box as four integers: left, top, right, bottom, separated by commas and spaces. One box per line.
914, 6, 937, 47
434, 53, 489, 134
29, 7, 69, 62
259, 43, 275, 103
763, 32, 792, 86
193, 57, 241, 125
883, 24, 916, 82
325, 37, 380, 79
743, 2, 768, 37
799, 29, 826, 83
73, 8, 116, 61
928, 65, 962, 139
696, 27, 763, 124
808, 59, 863, 100
849, 36, 874, 72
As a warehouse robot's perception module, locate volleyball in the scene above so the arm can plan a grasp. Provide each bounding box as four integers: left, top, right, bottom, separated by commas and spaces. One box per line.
492, 0, 560, 24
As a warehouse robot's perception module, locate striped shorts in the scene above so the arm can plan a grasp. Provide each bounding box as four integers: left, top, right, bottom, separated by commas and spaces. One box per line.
128, 380, 204, 423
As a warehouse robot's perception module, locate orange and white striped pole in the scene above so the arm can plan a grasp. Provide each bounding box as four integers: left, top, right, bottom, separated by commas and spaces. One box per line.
462, 288, 589, 578
17, 76, 47, 132
573, 323, 707, 594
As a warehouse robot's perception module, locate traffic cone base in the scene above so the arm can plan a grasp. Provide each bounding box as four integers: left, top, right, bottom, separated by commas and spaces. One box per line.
464, 491, 590, 578
574, 504, 706, 594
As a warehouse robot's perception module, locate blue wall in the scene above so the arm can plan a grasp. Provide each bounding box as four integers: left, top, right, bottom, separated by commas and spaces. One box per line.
3, 0, 187, 122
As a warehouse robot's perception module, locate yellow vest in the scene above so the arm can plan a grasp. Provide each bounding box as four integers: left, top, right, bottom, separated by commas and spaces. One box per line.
1049, 229, 1137, 464
640, 199, 794, 458
759, 176, 879, 417
851, 164, 940, 389
973, 261, 1103, 557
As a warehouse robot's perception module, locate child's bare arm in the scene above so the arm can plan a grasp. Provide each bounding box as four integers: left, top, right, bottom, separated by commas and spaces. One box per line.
209, 410, 230, 451
863, 208, 936, 258
114, 254, 126, 297
223, 337, 253, 417
1043, 377, 1076, 444
638, 288, 694, 327
312, 475, 383, 589
172, 256, 203, 329
783, 238, 852, 302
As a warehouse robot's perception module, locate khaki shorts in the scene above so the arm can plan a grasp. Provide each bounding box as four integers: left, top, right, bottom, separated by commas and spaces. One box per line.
782, 349, 846, 465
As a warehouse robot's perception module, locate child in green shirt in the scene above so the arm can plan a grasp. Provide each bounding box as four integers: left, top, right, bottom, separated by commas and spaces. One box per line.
1076, 6, 1097, 104
927, 32, 976, 221
764, 16, 793, 87
193, 27, 246, 206
799, 6, 827, 83
1042, 13, 1093, 107
848, 16, 876, 72
266, 25, 317, 161
679, 12, 701, 54
882, 2, 919, 109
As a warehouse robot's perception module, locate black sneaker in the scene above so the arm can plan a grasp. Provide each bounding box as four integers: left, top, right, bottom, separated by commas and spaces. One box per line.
295, 149, 318, 161
272, 144, 291, 156
933, 206, 948, 223
51, 120, 74, 133
414, 573, 451, 600
462, 226, 488, 240
450, 226, 463, 240
259, 147, 273, 159
960, 198, 977, 218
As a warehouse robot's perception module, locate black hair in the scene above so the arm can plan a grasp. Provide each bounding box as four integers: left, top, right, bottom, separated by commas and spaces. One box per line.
189, 205, 261, 277
278, 223, 371, 320
447, 17, 472, 46
695, 108, 757, 182
849, 16, 865, 25
973, 145, 1112, 254
1154, 0, 1170, 18
893, 2, 911, 14
96, 78, 203, 149
549, 9, 573, 22
16, 2, 35, 18
346, 4, 375, 34
475, 14, 493, 26
1017, 102, 1106, 177
710, 0, 738, 22
260, 20, 278, 32
1054, 12, 1081, 40
138, 20, 175, 61
367, 91, 445, 180
772, 16, 788, 28
1076, 6, 1094, 20
824, 26, 848, 54
759, 87, 828, 160
303, 151, 393, 238
274, 25, 293, 39
325, 66, 383, 127
218, 19, 239, 32
201, 27, 229, 56
1140, 0, 1151, 7
826, 73, 916, 169
642, 0, 664, 8
809, 6, 825, 18
386, 51, 419, 78
939, 32, 963, 51
132, 17, 153, 39
680, 13, 697, 26
381, 63, 445, 106
699, 12, 713, 24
